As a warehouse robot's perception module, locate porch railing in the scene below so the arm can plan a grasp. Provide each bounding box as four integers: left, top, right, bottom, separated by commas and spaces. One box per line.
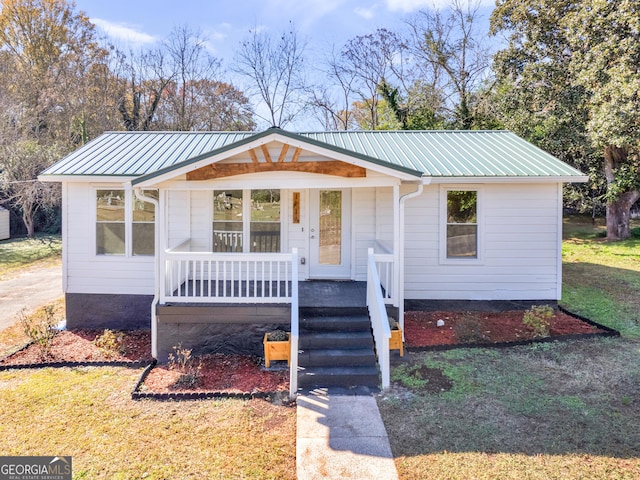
289, 248, 299, 400
367, 248, 391, 389
162, 244, 296, 304
373, 252, 395, 305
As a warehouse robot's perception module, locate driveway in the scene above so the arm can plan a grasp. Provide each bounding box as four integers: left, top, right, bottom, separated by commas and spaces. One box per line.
0, 263, 63, 331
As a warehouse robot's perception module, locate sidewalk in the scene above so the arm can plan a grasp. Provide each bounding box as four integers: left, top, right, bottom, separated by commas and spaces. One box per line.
296, 389, 399, 480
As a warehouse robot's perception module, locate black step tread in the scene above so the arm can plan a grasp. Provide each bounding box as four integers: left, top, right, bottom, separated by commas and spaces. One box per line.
298, 348, 377, 367
298, 366, 380, 388
300, 315, 371, 332
299, 365, 380, 376
299, 331, 374, 349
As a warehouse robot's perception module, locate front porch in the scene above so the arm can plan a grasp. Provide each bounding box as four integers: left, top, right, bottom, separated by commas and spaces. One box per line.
154, 248, 396, 397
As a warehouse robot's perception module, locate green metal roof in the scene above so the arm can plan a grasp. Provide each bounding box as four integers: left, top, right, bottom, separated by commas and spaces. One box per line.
41, 128, 586, 180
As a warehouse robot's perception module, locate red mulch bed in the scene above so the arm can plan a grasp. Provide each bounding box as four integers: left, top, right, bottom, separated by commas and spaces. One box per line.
0, 329, 152, 365
141, 354, 289, 394
404, 310, 606, 348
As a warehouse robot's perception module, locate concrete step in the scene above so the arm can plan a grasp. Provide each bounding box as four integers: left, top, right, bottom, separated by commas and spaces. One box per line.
298, 348, 377, 367
300, 315, 371, 333
298, 331, 374, 349
298, 366, 380, 389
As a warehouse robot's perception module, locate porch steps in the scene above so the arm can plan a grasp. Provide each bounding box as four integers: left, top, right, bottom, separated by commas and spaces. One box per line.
298, 311, 379, 390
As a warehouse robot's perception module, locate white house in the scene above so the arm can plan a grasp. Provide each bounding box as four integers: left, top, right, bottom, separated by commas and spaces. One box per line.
41, 128, 587, 391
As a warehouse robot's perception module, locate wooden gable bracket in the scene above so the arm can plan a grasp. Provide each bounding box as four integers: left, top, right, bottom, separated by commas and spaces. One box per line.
186, 145, 367, 180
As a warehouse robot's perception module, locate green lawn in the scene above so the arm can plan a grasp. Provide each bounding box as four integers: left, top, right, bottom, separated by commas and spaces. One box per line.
561, 217, 640, 338
0, 233, 62, 280
380, 216, 640, 479
0, 367, 296, 479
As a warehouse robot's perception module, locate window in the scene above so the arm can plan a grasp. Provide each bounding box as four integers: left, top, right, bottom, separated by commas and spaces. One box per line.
96, 190, 125, 255
213, 190, 243, 252
446, 190, 478, 258
250, 189, 280, 252
132, 190, 158, 255
212, 189, 281, 253
96, 189, 156, 256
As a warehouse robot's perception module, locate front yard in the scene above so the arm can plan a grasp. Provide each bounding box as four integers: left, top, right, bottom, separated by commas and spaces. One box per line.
1, 217, 639, 479
0, 366, 296, 479
379, 216, 640, 479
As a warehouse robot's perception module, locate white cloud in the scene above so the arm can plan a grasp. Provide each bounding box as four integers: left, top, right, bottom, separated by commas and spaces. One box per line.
385, 0, 494, 12
354, 6, 376, 19
91, 18, 157, 46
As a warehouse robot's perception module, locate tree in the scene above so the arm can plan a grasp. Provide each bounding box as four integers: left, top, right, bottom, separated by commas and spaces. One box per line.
0, 141, 62, 236
234, 23, 306, 128
407, 0, 494, 129
491, 0, 640, 239
339, 28, 408, 130
0, 0, 107, 143
114, 47, 174, 131
0, 0, 111, 235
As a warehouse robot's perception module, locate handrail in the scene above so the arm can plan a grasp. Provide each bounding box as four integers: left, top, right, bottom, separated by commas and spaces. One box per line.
367, 248, 391, 389
289, 248, 299, 400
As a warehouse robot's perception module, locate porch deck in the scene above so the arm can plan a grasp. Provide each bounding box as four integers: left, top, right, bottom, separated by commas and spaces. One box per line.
299, 281, 366, 309
170, 280, 366, 308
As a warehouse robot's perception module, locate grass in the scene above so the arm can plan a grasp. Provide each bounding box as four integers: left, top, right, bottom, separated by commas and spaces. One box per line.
380, 216, 640, 479
380, 339, 640, 479
0, 367, 296, 479
0, 233, 62, 280
561, 216, 640, 338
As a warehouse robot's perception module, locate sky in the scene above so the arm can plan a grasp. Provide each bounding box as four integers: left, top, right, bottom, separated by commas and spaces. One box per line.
74, 0, 496, 67
73, 0, 497, 129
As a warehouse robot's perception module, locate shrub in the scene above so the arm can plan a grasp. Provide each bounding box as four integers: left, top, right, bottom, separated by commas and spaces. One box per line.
453, 313, 489, 344
93, 329, 125, 358
523, 305, 554, 338
266, 330, 288, 342
19, 305, 58, 360
388, 317, 400, 330
168, 343, 201, 389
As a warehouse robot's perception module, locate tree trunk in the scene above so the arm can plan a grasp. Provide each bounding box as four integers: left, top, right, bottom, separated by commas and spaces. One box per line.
604, 145, 640, 240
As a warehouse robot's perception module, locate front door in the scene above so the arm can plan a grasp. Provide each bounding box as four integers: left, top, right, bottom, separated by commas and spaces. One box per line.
309, 189, 351, 279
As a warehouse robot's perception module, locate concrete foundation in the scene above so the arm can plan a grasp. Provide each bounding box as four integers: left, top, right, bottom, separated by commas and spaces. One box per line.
65, 293, 152, 330
156, 303, 291, 362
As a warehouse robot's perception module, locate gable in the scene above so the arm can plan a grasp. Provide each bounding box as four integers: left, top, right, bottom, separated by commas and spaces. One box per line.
186, 141, 366, 180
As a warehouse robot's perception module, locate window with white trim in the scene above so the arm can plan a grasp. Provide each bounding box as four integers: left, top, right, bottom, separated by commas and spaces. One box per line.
132, 190, 158, 255
212, 189, 281, 253
96, 189, 156, 256
446, 190, 478, 258
96, 190, 125, 255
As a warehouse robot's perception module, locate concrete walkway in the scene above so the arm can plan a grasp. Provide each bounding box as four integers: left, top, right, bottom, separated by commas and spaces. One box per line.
0, 264, 63, 331
296, 390, 399, 479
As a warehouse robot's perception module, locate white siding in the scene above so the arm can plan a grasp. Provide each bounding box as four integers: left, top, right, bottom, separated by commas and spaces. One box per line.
375, 187, 394, 251
166, 190, 190, 249
353, 187, 377, 280
404, 183, 561, 300
189, 190, 211, 251
65, 183, 154, 295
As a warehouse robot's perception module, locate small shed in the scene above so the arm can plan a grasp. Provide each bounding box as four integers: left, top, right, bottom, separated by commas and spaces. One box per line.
0, 206, 9, 240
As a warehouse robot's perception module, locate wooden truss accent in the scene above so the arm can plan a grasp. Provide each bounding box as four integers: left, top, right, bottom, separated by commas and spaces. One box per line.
186, 143, 367, 180
187, 159, 366, 180
277, 144, 289, 163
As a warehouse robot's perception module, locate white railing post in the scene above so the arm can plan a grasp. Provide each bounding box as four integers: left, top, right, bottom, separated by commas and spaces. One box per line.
289, 248, 299, 400
367, 248, 391, 389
